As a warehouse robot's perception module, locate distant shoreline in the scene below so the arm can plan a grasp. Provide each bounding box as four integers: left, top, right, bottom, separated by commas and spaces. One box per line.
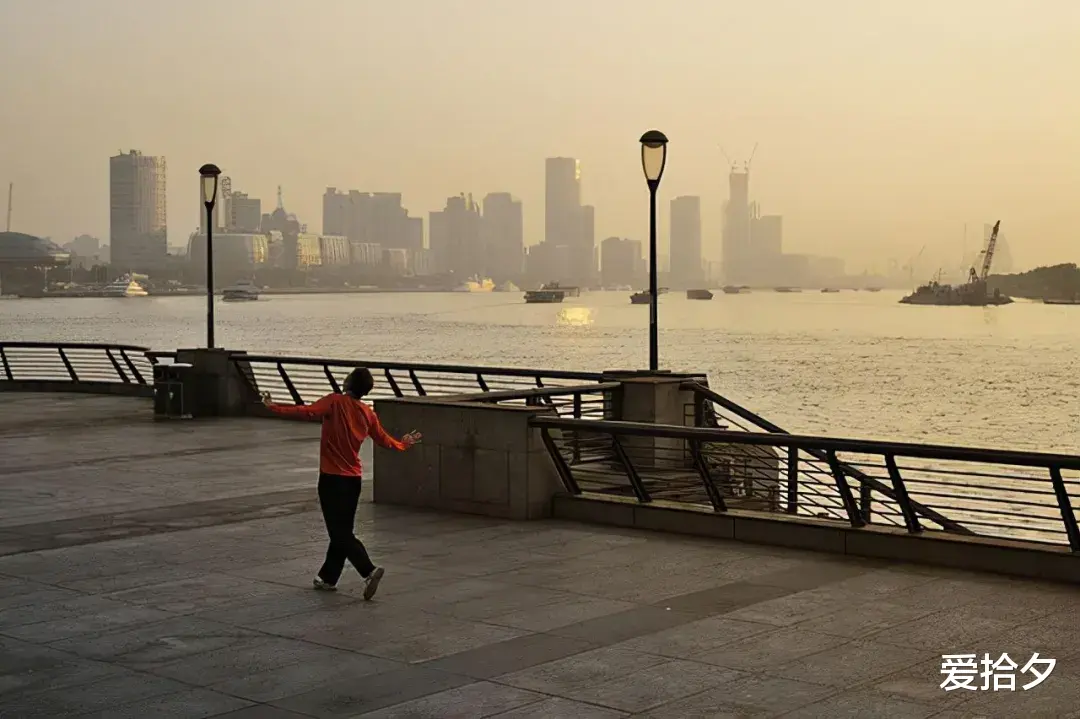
34, 286, 466, 298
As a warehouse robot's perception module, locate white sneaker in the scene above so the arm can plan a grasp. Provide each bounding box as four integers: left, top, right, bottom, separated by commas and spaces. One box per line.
313, 576, 336, 591
363, 567, 385, 600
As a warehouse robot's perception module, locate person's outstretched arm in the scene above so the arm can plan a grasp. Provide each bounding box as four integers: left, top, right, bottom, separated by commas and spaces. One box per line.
365, 408, 420, 451
264, 393, 336, 421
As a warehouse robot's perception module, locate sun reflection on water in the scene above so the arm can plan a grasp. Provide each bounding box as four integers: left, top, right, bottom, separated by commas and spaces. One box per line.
556, 306, 595, 326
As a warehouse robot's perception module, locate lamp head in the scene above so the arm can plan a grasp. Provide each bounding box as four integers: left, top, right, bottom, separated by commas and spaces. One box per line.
199, 163, 222, 207
639, 130, 668, 186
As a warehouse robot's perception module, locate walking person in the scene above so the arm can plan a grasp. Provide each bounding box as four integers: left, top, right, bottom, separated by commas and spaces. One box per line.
263, 368, 420, 599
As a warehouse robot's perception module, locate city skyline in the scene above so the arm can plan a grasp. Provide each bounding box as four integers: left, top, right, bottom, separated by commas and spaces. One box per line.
2, 1, 1077, 272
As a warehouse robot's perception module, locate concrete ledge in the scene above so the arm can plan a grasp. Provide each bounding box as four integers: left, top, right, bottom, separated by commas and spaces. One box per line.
0, 380, 152, 398
552, 493, 1080, 584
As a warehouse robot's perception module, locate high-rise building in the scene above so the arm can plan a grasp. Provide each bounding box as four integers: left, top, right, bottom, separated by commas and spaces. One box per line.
669, 196, 702, 288
110, 150, 166, 271
481, 193, 524, 281
542, 157, 594, 284
751, 214, 782, 260
721, 168, 750, 285
579, 205, 595, 281
229, 192, 262, 233
429, 194, 482, 276
545, 158, 580, 246
323, 189, 423, 259
600, 237, 644, 288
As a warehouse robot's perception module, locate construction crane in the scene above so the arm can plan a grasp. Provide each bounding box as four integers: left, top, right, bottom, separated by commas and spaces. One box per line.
5, 183, 11, 232
967, 221, 1001, 284
718, 142, 759, 172
902, 245, 926, 283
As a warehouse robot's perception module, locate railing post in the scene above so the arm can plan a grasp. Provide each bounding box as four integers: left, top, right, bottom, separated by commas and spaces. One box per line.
884, 455, 922, 533
541, 427, 580, 495
106, 349, 130, 384
689, 440, 726, 512
786, 446, 799, 514
277, 363, 303, 405
57, 348, 78, 382
1049, 466, 1080, 552
612, 434, 651, 503
826, 450, 866, 528
476, 373, 489, 392
384, 369, 403, 398
859, 482, 873, 523
121, 349, 145, 384
0, 347, 12, 381
573, 393, 582, 420
323, 365, 340, 393
408, 369, 426, 396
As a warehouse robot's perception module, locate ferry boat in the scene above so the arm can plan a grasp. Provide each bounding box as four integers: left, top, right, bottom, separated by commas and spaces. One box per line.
454, 276, 495, 292
820, 288, 840, 293
686, 289, 714, 300
222, 280, 260, 302
102, 275, 148, 298
774, 287, 801, 293
722, 285, 748, 294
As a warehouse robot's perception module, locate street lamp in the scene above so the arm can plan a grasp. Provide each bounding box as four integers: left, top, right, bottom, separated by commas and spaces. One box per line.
199, 163, 221, 349
639, 130, 668, 371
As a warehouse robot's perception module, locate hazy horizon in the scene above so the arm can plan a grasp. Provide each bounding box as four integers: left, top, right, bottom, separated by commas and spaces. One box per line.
1, 0, 1077, 272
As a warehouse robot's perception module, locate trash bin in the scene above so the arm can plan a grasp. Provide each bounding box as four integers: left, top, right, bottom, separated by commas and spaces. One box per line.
153, 363, 194, 418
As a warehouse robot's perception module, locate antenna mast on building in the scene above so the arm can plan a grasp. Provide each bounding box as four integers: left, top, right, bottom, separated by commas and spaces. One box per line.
276, 185, 284, 210
5, 183, 12, 232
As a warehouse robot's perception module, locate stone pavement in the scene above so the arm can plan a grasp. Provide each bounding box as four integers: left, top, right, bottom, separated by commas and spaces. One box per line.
2, 393, 1079, 718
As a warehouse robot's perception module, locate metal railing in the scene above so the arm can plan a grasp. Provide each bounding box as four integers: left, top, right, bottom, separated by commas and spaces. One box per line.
0, 341, 158, 396
232, 353, 609, 407
533, 416, 1080, 550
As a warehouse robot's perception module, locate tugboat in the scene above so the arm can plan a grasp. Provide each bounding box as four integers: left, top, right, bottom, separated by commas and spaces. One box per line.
686, 289, 714, 300
222, 279, 260, 302
630, 288, 667, 304
901, 221, 1013, 306
524, 282, 567, 304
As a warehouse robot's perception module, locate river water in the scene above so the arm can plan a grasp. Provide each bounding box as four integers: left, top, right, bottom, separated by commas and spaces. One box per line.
2, 290, 1077, 453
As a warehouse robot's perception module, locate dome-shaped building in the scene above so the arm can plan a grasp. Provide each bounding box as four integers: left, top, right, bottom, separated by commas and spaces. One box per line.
0, 232, 71, 265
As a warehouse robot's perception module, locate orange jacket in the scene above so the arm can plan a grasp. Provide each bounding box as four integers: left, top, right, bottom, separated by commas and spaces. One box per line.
267, 393, 406, 477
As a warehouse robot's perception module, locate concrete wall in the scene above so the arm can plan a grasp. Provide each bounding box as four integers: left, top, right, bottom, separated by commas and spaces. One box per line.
371, 398, 563, 520
553, 494, 1080, 585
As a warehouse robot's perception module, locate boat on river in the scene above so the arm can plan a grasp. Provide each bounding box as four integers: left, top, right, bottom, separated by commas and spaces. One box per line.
223, 280, 260, 302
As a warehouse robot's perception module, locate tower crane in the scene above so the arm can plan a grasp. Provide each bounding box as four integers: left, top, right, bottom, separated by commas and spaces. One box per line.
717, 142, 759, 172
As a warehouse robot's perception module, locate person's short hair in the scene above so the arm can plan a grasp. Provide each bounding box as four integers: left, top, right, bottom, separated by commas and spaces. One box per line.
343, 368, 374, 398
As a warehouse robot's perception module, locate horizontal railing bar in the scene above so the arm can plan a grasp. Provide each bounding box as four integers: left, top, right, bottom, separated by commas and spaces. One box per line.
462, 383, 621, 402
238, 354, 606, 381
531, 417, 1080, 470
0, 341, 151, 352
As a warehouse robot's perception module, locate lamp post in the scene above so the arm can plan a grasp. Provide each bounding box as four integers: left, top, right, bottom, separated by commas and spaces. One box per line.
639, 130, 668, 371
198, 164, 221, 349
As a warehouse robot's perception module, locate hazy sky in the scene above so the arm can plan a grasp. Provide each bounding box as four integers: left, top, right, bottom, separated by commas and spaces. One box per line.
1, 0, 1078, 272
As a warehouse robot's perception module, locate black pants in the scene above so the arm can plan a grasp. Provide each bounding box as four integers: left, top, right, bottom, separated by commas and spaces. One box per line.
317, 472, 375, 584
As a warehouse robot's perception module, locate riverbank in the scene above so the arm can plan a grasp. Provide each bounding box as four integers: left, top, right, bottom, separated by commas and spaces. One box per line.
33, 286, 469, 298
